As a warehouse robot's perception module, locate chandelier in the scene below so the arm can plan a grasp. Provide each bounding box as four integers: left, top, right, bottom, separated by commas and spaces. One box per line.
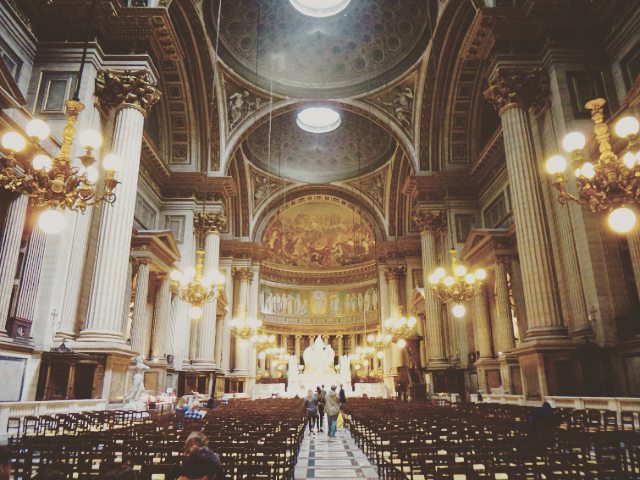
545, 98, 640, 234
1, 103, 120, 234
383, 315, 417, 349
229, 306, 263, 340
250, 331, 277, 352
170, 210, 225, 320
428, 249, 486, 318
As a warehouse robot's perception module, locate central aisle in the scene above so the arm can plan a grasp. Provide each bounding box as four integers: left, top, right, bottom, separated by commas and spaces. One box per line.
294, 428, 380, 479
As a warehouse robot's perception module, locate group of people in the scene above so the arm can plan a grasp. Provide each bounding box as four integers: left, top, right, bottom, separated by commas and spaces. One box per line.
303, 384, 347, 438
0, 431, 223, 480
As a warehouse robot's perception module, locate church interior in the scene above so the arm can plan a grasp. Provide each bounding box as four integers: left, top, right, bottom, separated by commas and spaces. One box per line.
1, 0, 640, 478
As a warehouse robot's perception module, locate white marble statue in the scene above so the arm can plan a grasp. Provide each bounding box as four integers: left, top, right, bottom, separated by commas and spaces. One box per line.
303, 336, 335, 375
288, 354, 299, 379
339, 354, 351, 374
124, 355, 149, 410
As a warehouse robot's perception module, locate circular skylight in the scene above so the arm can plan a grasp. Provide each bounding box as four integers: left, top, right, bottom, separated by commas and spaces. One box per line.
289, 0, 351, 17
296, 107, 342, 133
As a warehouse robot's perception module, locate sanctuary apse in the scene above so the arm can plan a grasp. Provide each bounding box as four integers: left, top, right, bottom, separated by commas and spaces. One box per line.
0, 0, 639, 416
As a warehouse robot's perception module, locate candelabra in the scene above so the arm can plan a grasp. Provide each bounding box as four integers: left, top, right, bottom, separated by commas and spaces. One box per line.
546, 98, 640, 233
428, 249, 486, 317
1, 102, 120, 234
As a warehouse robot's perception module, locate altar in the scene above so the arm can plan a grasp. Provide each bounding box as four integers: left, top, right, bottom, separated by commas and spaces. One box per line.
285, 336, 352, 397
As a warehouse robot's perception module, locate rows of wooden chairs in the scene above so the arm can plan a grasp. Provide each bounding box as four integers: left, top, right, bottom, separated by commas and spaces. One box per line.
8, 400, 306, 479
343, 399, 640, 480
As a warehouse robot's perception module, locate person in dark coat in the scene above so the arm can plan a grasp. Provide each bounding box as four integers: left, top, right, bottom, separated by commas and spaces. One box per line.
338, 383, 347, 404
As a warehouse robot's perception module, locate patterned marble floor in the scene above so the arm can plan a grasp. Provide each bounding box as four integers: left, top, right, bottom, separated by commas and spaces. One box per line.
294, 427, 380, 479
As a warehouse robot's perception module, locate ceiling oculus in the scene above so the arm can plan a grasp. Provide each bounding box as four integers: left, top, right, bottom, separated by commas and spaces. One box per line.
289, 0, 351, 17
296, 107, 342, 133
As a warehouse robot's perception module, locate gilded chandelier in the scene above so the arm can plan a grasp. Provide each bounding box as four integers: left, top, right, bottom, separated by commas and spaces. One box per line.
545, 98, 640, 234
428, 249, 486, 318
170, 211, 226, 320
250, 331, 277, 352
383, 315, 417, 349
229, 305, 263, 340
1, 101, 120, 234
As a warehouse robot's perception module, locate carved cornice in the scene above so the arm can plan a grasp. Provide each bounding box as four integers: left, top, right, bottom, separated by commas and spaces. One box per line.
95, 69, 161, 115
412, 210, 447, 234
259, 260, 378, 286
160, 173, 237, 200
403, 171, 478, 202
376, 238, 422, 261
484, 68, 550, 116
220, 240, 268, 261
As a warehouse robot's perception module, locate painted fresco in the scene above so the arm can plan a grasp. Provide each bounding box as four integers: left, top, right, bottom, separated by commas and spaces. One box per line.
260, 285, 379, 318
262, 202, 375, 267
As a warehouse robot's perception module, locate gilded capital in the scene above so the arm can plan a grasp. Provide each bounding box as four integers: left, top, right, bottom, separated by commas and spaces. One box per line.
483, 68, 549, 115
385, 266, 406, 281
194, 211, 227, 236
413, 210, 447, 234
232, 267, 254, 282
95, 69, 161, 115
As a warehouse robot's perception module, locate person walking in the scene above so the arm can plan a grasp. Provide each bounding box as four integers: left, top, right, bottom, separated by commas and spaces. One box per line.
316, 386, 326, 433
303, 389, 319, 435
325, 385, 341, 438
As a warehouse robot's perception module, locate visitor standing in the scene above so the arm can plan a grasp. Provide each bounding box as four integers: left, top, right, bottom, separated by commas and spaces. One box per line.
339, 383, 347, 404
303, 389, 319, 435
0, 446, 12, 480
316, 386, 326, 432
325, 385, 341, 438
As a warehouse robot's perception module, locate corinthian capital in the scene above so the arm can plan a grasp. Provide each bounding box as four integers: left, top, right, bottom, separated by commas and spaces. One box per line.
385, 266, 406, 281
95, 69, 161, 115
413, 210, 447, 234
483, 68, 549, 115
194, 211, 227, 236
233, 267, 254, 282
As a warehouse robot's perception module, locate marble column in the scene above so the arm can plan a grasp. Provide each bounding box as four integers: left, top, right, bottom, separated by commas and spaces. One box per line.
337, 334, 344, 357
295, 335, 302, 359
0, 194, 28, 331
484, 69, 565, 338
473, 285, 494, 359
494, 259, 516, 354
232, 267, 252, 375
165, 295, 179, 359
81, 70, 160, 343
195, 213, 226, 368
385, 266, 405, 371
130, 260, 150, 356
413, 211, 448, 365
628, 227, 640, 305
151, 276, 171, 362
15, 229, 46, 323
509, 259, 528, 343
121, 260, 134, 337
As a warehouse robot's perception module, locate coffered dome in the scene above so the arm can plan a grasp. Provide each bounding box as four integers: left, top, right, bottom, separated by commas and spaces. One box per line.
243, 108, 394, 183
210, 0, 436, 98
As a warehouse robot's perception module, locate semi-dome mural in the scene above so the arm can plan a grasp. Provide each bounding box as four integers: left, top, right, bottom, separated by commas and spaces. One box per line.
262, 200, 375, 268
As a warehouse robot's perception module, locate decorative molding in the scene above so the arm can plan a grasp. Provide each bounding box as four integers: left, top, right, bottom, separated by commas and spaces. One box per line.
412, 210, 447, 234
194, 211, 227, 235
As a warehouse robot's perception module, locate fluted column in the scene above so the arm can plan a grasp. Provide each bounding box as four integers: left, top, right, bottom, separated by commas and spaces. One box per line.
121, 260, 134, 337
337, 334, 344, 357
384, 266, 405, 371
195, 213, 226, 368
628, 227, 640, 306
295, 335, 301, 359
165, 295, 179, 358
0, 194, 28, 331
494, 259, 516, 354
484, 69, 565, 338
130, 260, 150, 356
414, 211, 448, 365
151, 276, 171, 362
232, 267, 252, 375
473, 285, 493, 358
81, 70, 160, 343
14, 229, 46, 323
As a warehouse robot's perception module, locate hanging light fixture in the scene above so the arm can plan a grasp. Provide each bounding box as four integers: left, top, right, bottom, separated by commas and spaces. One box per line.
170, 207, 226, 320
428, 248, 487, 316
250, 330, 277, 352
229, 304, 263, 340
546, 99, 640, 234
0, 0, 120, 234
